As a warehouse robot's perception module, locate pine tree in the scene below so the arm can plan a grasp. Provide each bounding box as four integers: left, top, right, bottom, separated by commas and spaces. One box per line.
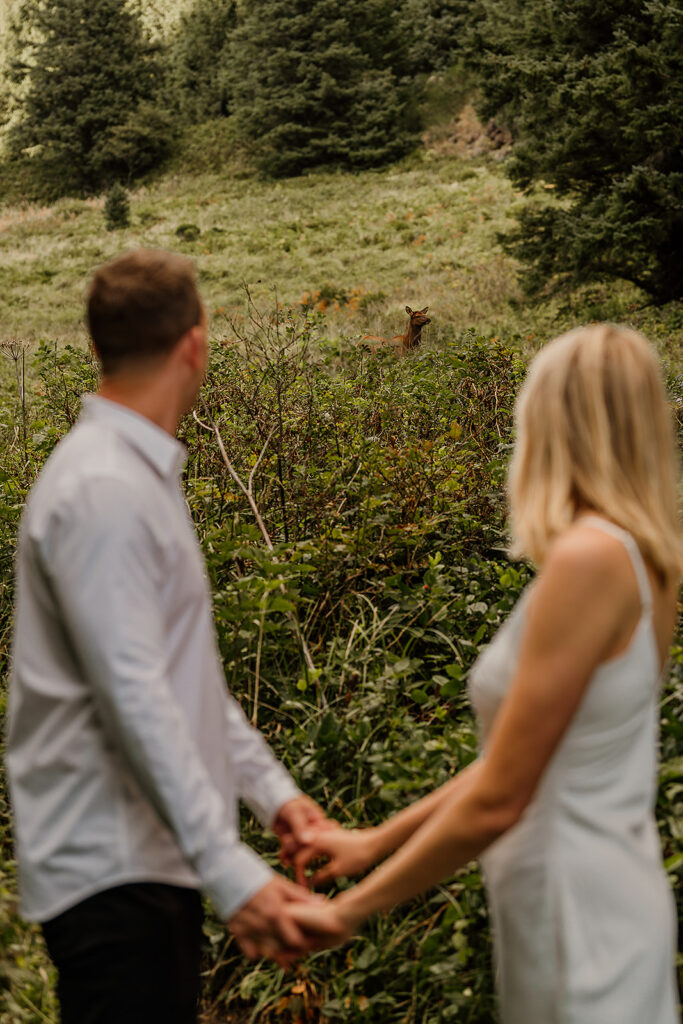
397, 0, 473, 74
470, 0, 683, 302
8, 0, 174, 195
104, 182, 130, 230
170, 0, 236, 123
0, 0, 30, 142
230, 0, 416, 177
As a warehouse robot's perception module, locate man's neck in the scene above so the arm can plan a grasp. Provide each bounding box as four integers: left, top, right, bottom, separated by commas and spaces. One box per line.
97, 377, 183, 437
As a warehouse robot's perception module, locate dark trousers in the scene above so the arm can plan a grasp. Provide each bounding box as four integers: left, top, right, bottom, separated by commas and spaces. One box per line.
42, 882, 204, 1024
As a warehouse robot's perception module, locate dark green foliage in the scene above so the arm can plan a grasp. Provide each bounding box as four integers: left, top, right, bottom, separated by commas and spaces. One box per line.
399, 0, 473, 73
170, 0, 236, 123
7, 0, 174, 195
175, 223, 201, 242
470, 0, 683, 302
104, 183, 130, 231
230, 0, 417, 177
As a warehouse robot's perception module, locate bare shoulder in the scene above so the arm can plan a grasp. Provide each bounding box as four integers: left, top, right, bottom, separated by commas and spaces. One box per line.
532, 521, 638, 627
544, 521, 634, 588
521, 522, 641, 666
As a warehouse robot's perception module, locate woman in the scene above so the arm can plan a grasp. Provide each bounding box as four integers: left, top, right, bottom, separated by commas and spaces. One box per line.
289, 324, 682, 1023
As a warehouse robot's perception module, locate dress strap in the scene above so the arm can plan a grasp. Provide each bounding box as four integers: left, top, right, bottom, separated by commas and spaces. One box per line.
578, 515, 653, 614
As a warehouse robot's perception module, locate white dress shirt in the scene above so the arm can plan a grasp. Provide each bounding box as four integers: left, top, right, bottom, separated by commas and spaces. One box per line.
7, 395, 300, 923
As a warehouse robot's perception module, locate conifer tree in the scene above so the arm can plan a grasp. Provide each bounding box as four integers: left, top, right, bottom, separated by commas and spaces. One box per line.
104, 182, 130, 230
398, 0, 473, 73
471, 0, 683, 302
0, 1, 29, 142
230, 0, 416, 177
8, 0, 173, 195
170, 0, 236, 123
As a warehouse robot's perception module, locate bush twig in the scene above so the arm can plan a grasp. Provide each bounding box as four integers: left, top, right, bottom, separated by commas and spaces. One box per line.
192, 408, 316, 688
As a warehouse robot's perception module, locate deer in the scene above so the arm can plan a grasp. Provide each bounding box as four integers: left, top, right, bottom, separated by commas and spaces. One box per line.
358, 306, 431, 356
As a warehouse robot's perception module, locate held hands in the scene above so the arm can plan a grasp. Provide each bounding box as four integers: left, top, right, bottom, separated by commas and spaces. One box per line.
272, 794, 335, 869
233, 797, 375, 966
227, 874, 321, 969
282, 826, 378, 957
285, 894, 356, 951
292, 824, 378, 886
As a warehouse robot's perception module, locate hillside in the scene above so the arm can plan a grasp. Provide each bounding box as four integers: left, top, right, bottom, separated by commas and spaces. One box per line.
2, 147, 682, 381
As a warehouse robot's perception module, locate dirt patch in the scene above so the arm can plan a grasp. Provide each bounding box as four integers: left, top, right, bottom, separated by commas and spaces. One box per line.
422, 103, 512, 161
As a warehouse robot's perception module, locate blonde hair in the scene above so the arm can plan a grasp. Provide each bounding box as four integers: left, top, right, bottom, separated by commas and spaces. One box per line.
508, 324, 683, 582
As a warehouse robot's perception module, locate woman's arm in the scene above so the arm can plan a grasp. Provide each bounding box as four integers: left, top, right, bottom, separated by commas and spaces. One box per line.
295, 760, 483, 884
372, 759, 483, 857
330, 526, 637, 930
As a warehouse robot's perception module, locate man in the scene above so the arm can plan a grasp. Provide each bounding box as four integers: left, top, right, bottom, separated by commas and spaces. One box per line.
7, 250, 323, 1023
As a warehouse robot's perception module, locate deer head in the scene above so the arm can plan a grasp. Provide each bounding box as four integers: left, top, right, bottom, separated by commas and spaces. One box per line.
404, 306, 430, 350
406, 306, 431, 328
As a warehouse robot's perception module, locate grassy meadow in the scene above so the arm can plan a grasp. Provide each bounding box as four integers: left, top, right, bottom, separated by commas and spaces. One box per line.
1, 143, 682, 1023
3, 134, 683, 363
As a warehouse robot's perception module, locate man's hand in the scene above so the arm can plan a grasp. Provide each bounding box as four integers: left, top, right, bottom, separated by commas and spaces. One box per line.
273, 795, 335, 873
227, 875, 318, 968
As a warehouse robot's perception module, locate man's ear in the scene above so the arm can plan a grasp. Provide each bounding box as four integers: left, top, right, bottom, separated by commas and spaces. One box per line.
180, 324, 206, 370
175, 323, 204, 372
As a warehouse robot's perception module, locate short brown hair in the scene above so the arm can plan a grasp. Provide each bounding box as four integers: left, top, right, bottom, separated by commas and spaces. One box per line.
87, 249, 202, 374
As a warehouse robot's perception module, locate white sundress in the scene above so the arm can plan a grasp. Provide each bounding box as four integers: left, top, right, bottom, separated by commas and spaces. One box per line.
468, 516, 680, 1024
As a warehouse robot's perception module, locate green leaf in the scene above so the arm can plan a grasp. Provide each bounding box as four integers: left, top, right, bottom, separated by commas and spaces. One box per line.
355, 944, 379, 970
440, 678, 460, 699
391, 658, 412, 676
664, 852, 683, 873
268, 596, 295, 612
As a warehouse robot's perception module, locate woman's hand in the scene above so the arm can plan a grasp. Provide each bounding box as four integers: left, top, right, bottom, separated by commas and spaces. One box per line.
293, 826, 379, 887
286, 896, 356, 951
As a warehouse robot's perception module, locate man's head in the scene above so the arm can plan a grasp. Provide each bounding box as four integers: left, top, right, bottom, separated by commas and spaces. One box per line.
87, 249, 205, 377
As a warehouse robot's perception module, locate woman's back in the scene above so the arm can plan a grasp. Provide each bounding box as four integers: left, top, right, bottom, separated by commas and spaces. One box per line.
469, 516, 679, 1024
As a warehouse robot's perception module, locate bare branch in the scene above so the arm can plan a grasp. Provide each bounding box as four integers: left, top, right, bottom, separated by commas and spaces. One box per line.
193, 407, 316, 675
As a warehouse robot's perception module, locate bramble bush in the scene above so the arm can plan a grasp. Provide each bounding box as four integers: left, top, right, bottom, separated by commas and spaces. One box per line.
0, 309, 680, 1023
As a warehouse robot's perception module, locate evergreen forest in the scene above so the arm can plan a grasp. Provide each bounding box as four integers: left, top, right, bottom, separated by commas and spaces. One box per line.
0, 0, 681, 1021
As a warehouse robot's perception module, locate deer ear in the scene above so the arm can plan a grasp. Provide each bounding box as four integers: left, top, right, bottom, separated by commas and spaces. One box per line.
420, 306, 429, 314
405, 306, 413, 315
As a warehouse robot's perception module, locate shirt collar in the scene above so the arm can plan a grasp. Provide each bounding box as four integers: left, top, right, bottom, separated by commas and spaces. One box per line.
80, 394, 188, 479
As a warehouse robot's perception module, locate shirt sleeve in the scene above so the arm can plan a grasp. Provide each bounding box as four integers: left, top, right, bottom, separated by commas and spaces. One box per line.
223, 695, 301, 828
38, 476, 273, 920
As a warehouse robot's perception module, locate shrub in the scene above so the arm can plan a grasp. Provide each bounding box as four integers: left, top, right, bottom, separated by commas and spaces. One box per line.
104, 183, 130, 231
175, 223, 201, 242
0, 312, 680, 1021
